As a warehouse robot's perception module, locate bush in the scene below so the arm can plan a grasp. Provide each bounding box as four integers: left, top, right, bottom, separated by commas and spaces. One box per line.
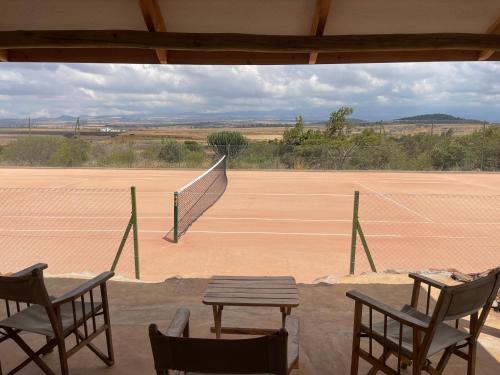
184, 140, 202, 152
207, 131, 248, 158
50, 138, 90, 166
158, 139, 184, 163
3, 136, 63, 165
430, 138, 467, 170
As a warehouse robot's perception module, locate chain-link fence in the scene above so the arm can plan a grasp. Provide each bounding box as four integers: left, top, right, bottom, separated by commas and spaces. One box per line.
351, 192, 500, 274
135, 141, 500, 171
0, 187, 139, 278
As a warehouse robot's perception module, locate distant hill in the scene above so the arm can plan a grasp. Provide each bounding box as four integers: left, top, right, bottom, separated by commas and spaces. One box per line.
395, 113, 484, 124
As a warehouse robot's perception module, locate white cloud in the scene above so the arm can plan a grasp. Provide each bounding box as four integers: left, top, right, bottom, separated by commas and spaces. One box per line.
0, 62, 498, 121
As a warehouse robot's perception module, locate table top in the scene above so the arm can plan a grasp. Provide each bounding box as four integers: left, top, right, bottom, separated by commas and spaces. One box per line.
202, 276, 299, 307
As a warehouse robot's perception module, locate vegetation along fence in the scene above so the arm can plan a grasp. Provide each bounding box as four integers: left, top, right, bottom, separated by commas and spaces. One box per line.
0, 123, 499, 171
350, 191, 500, 275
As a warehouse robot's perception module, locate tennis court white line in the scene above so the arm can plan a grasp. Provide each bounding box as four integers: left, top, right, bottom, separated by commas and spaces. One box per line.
187, 231, 490, 239
0, 229, 491, 240
226, 193, 352, 197
2, 215, 499, 225
356, 182, 434, 223
140, 192, 352, 197
52, 179, 90, 188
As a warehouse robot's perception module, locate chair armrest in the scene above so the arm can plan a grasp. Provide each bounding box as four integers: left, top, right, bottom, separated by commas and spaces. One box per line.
10, 263, 48, 277
346, 290, 429, 330
52, 271, 114, 306
166, 308, 190, 338
409, 273, 447, 289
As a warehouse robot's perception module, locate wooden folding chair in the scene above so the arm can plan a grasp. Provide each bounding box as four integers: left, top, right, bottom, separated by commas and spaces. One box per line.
347, 268, 500, 374
149, 308, 299, 374
0, 263, 115, 375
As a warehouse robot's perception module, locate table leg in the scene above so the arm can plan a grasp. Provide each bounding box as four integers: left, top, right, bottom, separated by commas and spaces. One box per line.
280, 307, 293, 328
212, 305, 223, 339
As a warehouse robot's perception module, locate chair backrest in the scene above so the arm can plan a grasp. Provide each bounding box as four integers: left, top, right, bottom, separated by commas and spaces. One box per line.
149, 325, 289, 375
0, 266, 51, 307
434, 267, 500, 322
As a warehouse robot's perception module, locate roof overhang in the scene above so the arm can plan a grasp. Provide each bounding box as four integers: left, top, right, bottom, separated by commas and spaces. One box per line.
1, 0, 500, 65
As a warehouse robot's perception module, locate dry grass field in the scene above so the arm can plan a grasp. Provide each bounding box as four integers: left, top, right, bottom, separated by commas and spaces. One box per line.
0, 122, 492, 145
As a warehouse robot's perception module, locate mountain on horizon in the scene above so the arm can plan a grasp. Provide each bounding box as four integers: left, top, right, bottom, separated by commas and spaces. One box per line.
395, 113, 484, 124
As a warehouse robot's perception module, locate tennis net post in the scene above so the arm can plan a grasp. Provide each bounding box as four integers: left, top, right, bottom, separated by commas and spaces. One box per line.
173, 191, 179, 243
111, 186, 140, 279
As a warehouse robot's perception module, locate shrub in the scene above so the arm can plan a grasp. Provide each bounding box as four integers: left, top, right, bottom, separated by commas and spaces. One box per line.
207, 131, 248, 158
3, 136, 63, 165
158, 139, 184, 163
184, 140, 202, 152
50, 138, 90, 166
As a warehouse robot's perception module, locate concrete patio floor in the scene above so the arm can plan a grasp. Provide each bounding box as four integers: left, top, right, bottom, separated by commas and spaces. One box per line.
1, 273, 499, 374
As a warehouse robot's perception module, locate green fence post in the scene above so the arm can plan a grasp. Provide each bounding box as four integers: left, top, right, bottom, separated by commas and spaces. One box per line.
110, 218, 133, 273
356, 223, 377, 272
130, 186, 140, 279
173, 191, 179, 243
349, 191, 360, 274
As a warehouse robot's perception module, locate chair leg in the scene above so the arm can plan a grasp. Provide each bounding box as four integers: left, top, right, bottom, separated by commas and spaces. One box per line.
467, 342, 476, 375
412, 361, 422, 375
5, 328, 55, 375
57, 339, 69, 375
104, 322, 115, 365
101, 283, 115, 365
350, 302, 362, 375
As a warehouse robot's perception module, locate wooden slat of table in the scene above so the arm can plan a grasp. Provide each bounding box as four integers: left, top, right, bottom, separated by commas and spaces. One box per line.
204, 276, 299, 307
207, 283, 295, 289
203, 297, 299, 307
205, 292, 298, 299
207, 287, 297, 294
211, 276, 295, 281
210, 279, 295, 285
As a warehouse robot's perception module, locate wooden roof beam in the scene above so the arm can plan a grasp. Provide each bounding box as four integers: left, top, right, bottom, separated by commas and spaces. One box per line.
138, 0, 167, 63
309, 0, 332, 64
1, 31, 500, 53
8, 49, 490, 65
478, 16, 500, 61
0, 49, 8, 61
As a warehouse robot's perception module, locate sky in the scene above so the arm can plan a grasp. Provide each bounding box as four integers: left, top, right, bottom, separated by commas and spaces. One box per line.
0, 61, 499, 122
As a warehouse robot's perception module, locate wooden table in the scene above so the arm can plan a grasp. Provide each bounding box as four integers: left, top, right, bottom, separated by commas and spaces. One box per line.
202, 275, 299, 338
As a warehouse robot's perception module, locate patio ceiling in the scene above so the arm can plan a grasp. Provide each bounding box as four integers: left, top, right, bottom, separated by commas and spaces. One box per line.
0, 0, 500, 64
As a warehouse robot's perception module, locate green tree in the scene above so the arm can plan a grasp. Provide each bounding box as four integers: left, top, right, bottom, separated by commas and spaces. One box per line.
208, 131, 248, 158
283, 116, 305, 146
325, 106, 353, 139
430, 138, 467, 170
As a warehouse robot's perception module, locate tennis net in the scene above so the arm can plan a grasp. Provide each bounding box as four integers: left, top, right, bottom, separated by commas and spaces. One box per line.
173, 156, 227, 242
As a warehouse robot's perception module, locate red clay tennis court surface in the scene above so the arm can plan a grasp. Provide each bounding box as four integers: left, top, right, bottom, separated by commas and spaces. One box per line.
0, 168, 498, 282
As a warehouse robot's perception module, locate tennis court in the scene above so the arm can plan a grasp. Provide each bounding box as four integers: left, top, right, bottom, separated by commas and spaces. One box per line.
0, 167, 498, 282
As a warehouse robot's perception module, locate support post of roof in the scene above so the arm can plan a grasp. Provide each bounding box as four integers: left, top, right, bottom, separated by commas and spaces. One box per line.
478, 16, 500, 61
138, 0, 168, 63
0, 49, 8, 61
309, 0, 332, 64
